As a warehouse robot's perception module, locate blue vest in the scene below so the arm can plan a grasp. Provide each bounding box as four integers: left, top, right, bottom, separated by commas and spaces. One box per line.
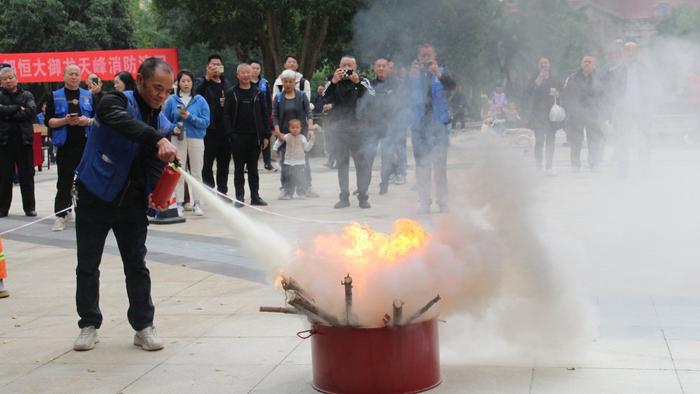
51, 88, 94, 147
76, 91, 170, 203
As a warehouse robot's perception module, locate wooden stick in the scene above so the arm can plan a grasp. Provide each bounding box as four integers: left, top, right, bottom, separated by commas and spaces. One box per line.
259, 306, 300, 314
280, 276, 314, 301
341, 274, 355, 325
392, 299, 404, 325
287, 290, 342, 326
406, 295, 441, 324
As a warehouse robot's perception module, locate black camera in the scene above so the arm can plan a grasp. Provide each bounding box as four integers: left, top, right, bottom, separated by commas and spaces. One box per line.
421, 61, 433, 69
344, 68, 354, 78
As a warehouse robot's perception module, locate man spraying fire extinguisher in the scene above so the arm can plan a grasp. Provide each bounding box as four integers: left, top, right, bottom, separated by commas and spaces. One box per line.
72, 58, 179, 352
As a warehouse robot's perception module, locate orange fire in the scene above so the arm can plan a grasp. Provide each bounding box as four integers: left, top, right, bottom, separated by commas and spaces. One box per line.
315, 219, 431, 267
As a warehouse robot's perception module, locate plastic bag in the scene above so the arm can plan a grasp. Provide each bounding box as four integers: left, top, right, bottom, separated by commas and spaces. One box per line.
549, 98, 567, 122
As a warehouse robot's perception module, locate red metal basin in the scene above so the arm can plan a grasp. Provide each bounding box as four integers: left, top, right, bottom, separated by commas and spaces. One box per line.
310, 318, 441, 394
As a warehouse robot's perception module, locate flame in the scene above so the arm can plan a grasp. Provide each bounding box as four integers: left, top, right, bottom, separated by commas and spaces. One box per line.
315, 219, 431, 267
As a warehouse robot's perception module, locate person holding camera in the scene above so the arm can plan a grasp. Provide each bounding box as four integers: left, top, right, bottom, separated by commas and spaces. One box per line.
163, 70, 211, 216
46, 64, 95, 231
410, 44, 456, 214
323, 55, 371, 209
195, 54, 233, 196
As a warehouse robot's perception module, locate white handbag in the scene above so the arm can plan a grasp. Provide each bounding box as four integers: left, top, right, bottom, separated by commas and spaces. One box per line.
549, 97, 567, 122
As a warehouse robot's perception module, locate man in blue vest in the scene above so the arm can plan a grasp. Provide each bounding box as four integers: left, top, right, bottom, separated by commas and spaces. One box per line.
45, 64, 94, 231
410, 44, 456, 214
71, 58, 178, 352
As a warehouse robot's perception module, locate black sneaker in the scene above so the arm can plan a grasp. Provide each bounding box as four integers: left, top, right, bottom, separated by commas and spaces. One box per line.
25, 210, 37, 217
304, 188, 320, 198
334, 200, 350, 209
379, 184, 388, 195
251, 197, 268, 206
359, 200, 371, 209
0, 211, 7, 218
234, 197, 245, 208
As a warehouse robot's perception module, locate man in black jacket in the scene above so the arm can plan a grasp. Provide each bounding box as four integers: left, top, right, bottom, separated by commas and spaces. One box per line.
324, 55, 370, 209
0, 67, 37, 217
563, 55, 605, 171
224, 63, 271, 207
195, 54, 233, 195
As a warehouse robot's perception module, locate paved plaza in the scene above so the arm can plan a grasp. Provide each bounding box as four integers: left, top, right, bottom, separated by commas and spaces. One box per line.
1, 130, 699, 393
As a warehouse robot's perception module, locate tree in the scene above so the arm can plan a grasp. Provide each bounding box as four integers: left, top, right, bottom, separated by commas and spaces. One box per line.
657, 4, 700, 38
0, 0, 135, 53
152, 0, 363, 79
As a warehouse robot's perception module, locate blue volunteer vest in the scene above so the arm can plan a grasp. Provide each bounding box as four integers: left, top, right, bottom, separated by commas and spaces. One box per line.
412, 67, 450, 125
51, 87, 93, 147
76, 90, 170, 202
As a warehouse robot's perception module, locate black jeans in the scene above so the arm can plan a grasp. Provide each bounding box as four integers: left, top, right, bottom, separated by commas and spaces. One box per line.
75, 182, 154, 330
0, 135, 35, 214
335, 130, 375, 202
379, 126, 407, 187
202, 133, 232, 194
231, 134, 261, 200
532, 120, 558, 170
567, 117, 604, 169
55, 145, 83, 217
261, 143, 272, 166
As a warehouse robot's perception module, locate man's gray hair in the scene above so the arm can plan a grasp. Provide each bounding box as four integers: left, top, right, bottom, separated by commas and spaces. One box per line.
237, 63, 251, 72
0, 67, 16, 78
280, 69, 297, 81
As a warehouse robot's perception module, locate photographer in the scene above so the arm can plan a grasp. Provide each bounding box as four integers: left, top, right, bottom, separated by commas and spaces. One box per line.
323, 55, 371, 209
410, 44, 455, 214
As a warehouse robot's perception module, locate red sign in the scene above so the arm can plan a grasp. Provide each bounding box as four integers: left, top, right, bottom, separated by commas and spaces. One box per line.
0, 48, 179, 83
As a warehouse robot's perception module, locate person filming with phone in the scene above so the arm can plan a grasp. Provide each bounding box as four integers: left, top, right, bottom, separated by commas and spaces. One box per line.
45, 64, 95, 232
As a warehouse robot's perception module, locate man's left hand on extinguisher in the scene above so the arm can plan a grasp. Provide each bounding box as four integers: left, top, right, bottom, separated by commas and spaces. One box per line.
156, 137, 179, 163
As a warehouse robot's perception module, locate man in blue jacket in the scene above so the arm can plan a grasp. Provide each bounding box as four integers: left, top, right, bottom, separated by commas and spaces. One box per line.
410, 44, 455, 214
46, 64, 95, 231
71, 58, 178, 352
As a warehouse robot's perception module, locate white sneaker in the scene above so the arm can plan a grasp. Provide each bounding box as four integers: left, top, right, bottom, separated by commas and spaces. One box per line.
51, 217, 66, 232
134, 326, 164, 351
66, 211, 75, 222
176, 204, 184, 217
192, 202, 204, 216
73, 326, 99, 351
183, 202, 193, 212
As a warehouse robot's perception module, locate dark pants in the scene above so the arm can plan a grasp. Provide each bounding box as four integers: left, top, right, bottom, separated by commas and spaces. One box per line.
380, 127, 407, 187
55, 145, 83, 218
261, 144, 272, 166
75, 183, 154, 331
0, 135, 35, 214
568, 117, 604, 169
231, 134, 261, 200
335, 131, 375, 202
533, 120, 558, 170
203, 133, 231, 194
282, 164, 307, 195
413, 119, 449, 207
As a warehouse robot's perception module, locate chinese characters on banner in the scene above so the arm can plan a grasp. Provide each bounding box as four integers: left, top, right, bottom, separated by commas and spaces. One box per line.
0, 48, 179, 83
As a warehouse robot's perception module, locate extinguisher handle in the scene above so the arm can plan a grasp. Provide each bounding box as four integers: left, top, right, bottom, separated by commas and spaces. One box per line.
172, 159, 181, 169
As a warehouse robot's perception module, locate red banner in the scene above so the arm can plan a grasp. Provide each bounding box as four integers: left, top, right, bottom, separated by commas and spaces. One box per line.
0, 48, 179, 83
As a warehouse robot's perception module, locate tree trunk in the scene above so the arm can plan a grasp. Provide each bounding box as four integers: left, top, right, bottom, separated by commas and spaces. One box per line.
300, 15, 313, 73
262, 10, 282, 79
304, 15, 330, 78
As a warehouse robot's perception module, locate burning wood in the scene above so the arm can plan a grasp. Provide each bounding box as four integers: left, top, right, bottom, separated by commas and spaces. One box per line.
382, 314, 391, 326
341, 274, 358, 326
280, 276, 314, 301
287, 290, 342, 326
392, 299, 404, 325
406, 295, 441, 324
259, 306, 300, 314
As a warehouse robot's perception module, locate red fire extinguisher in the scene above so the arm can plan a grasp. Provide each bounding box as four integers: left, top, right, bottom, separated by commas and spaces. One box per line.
151, 160, 181, 209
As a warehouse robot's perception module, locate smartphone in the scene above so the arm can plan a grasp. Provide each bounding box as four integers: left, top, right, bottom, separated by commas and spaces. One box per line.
90, 77, 100, 85
177, 104, 185, 111
68, 113, 79, 117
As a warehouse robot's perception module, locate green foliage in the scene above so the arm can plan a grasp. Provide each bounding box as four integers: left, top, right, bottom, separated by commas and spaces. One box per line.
657, 5, 700, 38
0, 0, 135, 53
